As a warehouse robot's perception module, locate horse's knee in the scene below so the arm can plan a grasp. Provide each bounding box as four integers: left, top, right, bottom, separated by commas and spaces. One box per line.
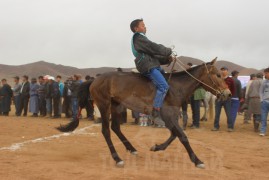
102, 128, 110, 137
111, 125, 119, 133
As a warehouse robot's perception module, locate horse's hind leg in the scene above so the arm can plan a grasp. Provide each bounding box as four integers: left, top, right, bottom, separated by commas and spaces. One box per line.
98, 103, 124, 167
111, 101, 137, 155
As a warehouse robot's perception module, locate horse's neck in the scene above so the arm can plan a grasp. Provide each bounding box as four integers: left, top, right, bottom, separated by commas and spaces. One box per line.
170, 70, 202, 98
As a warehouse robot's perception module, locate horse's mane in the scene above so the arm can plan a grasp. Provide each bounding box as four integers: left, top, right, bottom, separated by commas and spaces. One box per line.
167, 62, 210, 76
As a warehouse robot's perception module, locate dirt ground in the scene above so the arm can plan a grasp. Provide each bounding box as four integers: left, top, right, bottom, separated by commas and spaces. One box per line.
0, 106, 269, 180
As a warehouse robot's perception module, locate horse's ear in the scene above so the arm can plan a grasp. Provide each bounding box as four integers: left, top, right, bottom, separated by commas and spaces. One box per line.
210, 57, 218, 65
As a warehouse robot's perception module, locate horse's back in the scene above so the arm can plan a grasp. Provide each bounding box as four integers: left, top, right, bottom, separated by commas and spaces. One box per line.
90, 72, 155, 111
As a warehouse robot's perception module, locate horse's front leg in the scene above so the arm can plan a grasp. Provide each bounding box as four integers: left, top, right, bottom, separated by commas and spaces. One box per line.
160, 106, 205, 168
150, 132, 176, 151
150, 106, 178, 151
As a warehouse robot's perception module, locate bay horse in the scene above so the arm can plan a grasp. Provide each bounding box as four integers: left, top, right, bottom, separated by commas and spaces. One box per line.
57, 58, 229, 168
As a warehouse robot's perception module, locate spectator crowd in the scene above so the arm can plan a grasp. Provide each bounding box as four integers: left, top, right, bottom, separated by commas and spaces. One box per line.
0, 74, 95, 121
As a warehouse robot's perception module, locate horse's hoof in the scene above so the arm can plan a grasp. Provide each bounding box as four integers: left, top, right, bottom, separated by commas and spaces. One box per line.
116, 161, 124, 167
196, 163, 205, 169
131, 151, 138, 155
150, 145, 157, 151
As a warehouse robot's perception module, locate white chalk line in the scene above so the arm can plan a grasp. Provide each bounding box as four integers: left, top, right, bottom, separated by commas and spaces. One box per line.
0, 124, 100, 152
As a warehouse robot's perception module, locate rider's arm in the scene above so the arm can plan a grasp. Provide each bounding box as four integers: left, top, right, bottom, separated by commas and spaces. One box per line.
134, 34, 172, 58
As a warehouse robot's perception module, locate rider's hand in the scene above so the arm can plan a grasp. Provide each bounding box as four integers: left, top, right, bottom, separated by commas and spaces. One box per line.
168, 55, 174, 63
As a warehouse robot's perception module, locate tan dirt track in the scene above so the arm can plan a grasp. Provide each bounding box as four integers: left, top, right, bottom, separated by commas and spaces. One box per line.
0, 106, 269, 180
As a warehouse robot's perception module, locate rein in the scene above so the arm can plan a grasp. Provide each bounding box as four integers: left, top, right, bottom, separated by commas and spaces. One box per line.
168, 52, 177, 82
170, 56, 222, 94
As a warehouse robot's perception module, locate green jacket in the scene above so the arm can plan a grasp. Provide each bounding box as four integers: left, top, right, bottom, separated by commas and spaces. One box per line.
194, 87, 206, 100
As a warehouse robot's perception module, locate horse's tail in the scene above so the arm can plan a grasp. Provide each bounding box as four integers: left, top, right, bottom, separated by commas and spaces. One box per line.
208, 94, 215, 121
56, 80, 93, 132
56, 109, 80, 132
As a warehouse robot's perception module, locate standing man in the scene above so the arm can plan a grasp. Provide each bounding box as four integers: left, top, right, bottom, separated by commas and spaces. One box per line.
63, 77, 73, 118
44, 75, 52, 118
0, 79, 13, 116
230, 70, 242, 128
50, 76, 61, 119
189, 87, 206, 129
19, 75, 30, 116
85, 75, 95, 120
259, 68, 269, 136
29, 78, 40, 117
13, 76, 22, 116
69, 74, 80, 121
56, 75, 64, 117
246, 73, 263, 132
212, 67, 235, 132
38, 76, 46, 117
244, 74, 257, 123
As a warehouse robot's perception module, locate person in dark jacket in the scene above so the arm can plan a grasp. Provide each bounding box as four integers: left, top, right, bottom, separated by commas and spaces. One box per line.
84, 75, 95, 120
130, 19, 172, 120
231, 70, 242, 128
49, 76, 60, 118
0, 79, 13, 116
63, 77, 73, 118
44, 75, 52, 117
69, 74, 81, 120
38, 76, 46, 117
19, 75, 30, 116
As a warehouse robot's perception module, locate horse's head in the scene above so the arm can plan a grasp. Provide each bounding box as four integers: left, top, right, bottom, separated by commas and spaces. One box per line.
200, 57, 231, 100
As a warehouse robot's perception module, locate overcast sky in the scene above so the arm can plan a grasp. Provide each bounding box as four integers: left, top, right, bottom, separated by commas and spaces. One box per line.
0, 0, 268, 69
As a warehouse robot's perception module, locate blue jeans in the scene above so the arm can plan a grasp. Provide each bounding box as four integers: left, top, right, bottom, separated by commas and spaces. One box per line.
143, 67, 169, 108
260, 101, 269, 134
14, 95, 21, 115
71, 98, 78, 119
45, 98, 52, 114
214, 98, 233, 129
231, 99, 240, 128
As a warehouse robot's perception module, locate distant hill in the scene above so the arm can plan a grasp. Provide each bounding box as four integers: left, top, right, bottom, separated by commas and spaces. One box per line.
0, 57, 263, 85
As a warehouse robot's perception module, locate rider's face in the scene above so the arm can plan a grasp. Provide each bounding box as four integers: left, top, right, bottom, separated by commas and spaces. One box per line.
135, 21, 147, 34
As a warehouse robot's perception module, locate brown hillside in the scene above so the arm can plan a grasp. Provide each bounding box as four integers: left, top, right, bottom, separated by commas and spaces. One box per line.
0, 57, 262, 85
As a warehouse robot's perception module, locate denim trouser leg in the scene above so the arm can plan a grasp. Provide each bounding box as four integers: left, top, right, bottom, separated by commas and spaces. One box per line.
144, 67, 169, 108
214, 100, 222, 129
46, 98, 52, 114
223, 98, 233, 128
260, 101, 269, 133
72, 98, 78, 119
231, 99, 240, 128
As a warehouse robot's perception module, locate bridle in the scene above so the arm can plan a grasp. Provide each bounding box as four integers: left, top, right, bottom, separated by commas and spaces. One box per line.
168, 53, 223, 96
